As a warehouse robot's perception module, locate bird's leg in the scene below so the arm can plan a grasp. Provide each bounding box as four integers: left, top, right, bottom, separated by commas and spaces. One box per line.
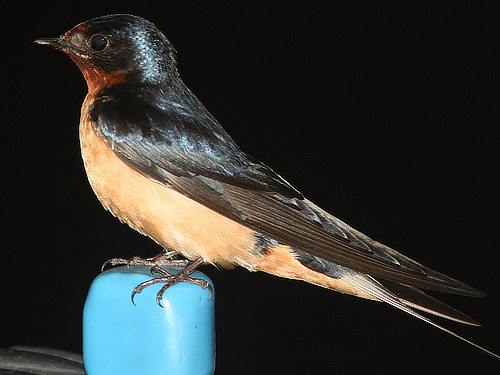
101, 249, 189, 271
131, 257, 212, 305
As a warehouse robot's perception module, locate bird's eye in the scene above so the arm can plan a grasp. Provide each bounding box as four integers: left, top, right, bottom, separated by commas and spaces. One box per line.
88, 34, 108, 51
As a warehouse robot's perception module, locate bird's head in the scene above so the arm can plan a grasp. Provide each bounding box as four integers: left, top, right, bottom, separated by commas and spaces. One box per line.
35, 14, 178, 93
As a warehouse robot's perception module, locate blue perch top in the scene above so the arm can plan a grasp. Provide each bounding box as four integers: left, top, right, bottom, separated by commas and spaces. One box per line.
82, 265, 215, 375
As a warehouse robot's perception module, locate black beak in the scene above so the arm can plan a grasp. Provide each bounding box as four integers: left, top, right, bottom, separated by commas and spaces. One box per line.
34, 37, 70, 51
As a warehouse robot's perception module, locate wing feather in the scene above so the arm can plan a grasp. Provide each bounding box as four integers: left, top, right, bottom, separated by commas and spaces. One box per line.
167, 174, 484, 296
90, 80, 484, 297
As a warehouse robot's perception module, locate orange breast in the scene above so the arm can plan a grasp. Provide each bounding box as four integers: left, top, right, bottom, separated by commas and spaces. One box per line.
79, 100, 256, 268
78, 95, 375, 300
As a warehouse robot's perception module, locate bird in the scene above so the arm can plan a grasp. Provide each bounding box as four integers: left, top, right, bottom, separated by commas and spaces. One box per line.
35, 14, 498, 359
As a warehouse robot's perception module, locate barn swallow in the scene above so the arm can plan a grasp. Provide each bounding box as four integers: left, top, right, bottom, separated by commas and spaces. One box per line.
35, 14, 498, 359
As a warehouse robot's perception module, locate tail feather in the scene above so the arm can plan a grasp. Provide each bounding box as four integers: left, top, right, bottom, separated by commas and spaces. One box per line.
341, 273, 500, 360
375, 279, 480, 326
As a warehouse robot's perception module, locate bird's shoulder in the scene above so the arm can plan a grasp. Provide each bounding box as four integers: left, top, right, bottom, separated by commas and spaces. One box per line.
87, 78, 302, 198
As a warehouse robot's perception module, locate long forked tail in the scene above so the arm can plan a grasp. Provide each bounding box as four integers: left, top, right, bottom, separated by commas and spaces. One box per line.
341, 273, 500, 360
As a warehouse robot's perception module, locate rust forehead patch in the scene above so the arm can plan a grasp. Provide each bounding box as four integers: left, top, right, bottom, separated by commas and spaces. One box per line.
61, 22, 88, 51
63, 21, 87, 39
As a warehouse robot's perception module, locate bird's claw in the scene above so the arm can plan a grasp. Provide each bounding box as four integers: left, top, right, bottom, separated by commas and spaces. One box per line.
130, 258, 211, 306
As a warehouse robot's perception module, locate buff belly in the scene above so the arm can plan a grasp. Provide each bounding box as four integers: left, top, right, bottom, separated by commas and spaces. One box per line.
79, 103, 375, 300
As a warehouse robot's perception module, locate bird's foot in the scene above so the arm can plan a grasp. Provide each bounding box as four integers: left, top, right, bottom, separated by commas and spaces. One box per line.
101, 250, 189, 271
131, 257, 212, 306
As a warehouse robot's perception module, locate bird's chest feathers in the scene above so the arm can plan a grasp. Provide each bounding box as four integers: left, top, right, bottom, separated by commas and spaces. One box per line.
78, 98, 256, 266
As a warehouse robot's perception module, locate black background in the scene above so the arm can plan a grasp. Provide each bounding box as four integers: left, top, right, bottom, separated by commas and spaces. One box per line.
3, 1, 499, 374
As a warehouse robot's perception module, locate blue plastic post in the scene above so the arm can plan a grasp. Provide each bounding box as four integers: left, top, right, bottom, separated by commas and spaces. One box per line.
82, 265, 215, 375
